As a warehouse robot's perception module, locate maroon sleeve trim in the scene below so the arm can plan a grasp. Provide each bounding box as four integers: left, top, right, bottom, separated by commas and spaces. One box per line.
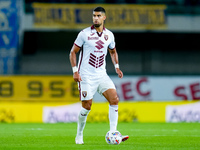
109, 47, 116, 50
74, 43, 81, 48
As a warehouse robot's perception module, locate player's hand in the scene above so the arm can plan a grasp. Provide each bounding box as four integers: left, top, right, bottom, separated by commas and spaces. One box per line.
116, 68, 123, 79
73, 72, 82, 82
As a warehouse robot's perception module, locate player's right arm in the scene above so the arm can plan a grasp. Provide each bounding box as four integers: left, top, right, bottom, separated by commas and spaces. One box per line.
69, 44, 82, 82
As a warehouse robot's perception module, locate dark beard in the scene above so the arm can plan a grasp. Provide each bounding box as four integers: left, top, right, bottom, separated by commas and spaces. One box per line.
94, 23, 101, 27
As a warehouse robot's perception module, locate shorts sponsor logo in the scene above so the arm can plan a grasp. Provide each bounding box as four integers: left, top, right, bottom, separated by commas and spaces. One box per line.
82, 91, 87, 98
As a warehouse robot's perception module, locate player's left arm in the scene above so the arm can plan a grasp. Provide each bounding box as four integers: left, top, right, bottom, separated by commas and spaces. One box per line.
108, 48, 123, 79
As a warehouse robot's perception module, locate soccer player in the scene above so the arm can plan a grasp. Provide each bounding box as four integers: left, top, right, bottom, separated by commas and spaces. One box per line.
69, 6, 129, 144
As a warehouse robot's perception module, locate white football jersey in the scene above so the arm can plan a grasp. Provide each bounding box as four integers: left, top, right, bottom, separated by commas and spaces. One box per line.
74, 25, 115, 76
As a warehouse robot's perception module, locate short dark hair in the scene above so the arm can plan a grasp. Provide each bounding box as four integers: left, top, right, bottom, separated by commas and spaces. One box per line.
93, 7, 106, 14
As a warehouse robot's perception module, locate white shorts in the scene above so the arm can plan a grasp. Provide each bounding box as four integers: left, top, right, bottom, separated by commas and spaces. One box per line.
78, 74, 116, 101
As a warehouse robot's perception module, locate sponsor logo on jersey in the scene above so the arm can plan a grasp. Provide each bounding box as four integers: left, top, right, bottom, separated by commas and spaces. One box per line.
88, 37, 99, 40
90, 33, 95, 36
95, 40, 104, 50
94, 50, 103, 53
82, 91, 87, 98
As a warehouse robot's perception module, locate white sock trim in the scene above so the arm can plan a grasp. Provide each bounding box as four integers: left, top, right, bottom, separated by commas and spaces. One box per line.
80, 107, 90, 115
109, 105, 118, 108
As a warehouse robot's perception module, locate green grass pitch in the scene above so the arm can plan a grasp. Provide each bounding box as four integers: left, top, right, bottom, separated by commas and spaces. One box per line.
0, 122, 200, 150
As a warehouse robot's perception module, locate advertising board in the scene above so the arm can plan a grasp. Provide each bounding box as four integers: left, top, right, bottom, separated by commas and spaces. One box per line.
32, 4, 167, 30
0, 0, 20, 74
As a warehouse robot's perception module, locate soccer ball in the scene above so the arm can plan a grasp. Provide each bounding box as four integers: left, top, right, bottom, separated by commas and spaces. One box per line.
105, 130, 122, 145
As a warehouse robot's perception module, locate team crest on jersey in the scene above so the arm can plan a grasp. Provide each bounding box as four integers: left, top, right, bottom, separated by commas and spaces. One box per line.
104, 35, 108, 41
82, 91, 87, 98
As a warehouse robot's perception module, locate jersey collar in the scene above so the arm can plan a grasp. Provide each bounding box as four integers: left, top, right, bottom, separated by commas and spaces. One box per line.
91, 25, 106, 36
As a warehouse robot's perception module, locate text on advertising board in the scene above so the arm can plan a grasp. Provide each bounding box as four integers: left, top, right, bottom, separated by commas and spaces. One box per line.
32, 4, 167, 30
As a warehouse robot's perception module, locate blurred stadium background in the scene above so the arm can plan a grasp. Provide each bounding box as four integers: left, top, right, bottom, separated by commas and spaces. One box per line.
0, 0, 200, 123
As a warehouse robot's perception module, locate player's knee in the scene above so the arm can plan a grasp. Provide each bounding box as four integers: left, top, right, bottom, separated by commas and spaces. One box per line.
82, 100, 92, 110
109, 96, 119, 105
